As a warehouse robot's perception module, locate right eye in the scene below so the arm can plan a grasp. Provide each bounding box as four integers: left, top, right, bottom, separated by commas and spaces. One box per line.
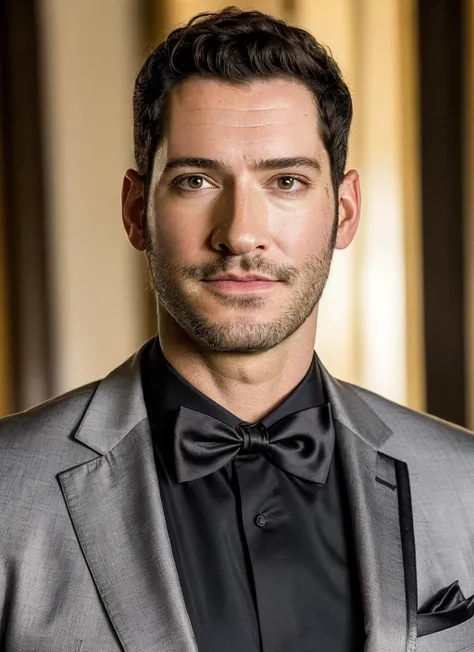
171, 175, 214, 191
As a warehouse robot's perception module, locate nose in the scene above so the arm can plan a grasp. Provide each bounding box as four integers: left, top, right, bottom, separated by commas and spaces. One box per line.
210, 181, 270, 255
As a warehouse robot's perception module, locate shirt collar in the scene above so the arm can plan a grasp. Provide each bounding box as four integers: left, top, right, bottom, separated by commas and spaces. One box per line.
141, 338, 327, 432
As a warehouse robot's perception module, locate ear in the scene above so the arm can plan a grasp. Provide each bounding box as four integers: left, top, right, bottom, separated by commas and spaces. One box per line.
122, 168, 146, 251
334, 169, 361, 250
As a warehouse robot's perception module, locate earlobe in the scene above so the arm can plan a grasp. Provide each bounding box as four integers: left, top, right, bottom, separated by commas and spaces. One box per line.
335, 169, 361, 251
121, 168, 147, 251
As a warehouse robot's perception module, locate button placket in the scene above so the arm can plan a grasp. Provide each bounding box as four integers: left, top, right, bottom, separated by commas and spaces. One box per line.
233, 454, 288, 650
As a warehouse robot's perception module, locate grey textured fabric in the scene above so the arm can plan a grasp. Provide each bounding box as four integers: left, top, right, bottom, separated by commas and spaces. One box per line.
0, 340, 473, 652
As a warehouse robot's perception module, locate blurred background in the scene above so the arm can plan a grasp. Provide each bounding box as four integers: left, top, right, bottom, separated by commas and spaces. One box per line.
0, 0, 473, 429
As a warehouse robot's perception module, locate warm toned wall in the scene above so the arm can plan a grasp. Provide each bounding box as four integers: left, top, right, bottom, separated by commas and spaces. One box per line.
39, 0, 146, 394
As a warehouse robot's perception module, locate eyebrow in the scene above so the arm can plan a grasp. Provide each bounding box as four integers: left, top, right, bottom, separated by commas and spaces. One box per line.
163, 156, 322, 175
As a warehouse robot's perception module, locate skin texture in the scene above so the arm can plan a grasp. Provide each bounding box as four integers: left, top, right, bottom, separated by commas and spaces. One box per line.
122, 77, 361, 422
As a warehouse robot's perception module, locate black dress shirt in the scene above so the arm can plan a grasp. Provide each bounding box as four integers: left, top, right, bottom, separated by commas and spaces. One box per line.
141, 340, 365, 652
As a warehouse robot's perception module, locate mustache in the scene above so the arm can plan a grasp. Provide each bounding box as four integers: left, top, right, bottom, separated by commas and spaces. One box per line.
181, 255, 299, 283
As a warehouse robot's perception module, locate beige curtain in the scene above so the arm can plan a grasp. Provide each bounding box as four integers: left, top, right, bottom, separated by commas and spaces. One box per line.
38, 0, 146, 395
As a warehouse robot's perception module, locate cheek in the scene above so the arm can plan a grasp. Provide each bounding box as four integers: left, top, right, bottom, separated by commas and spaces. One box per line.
150, 203, 208, 261
271, 204, 333, 258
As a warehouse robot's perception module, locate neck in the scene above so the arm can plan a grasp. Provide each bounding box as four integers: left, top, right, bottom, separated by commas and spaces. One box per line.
156, 309, 319, 423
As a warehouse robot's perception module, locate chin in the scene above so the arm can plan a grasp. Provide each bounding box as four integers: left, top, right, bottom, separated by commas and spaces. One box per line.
185, 317, 289, 354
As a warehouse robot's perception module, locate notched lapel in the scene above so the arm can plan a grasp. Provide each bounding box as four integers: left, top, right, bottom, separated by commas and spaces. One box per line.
320, 365, 417, 652
58, 419, 198, 652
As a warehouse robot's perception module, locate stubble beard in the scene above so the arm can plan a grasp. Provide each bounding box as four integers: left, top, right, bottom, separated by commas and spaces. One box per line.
146, 215, 338, 353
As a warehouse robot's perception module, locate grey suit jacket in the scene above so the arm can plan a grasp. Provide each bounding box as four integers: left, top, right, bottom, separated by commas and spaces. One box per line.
0, 342, 473, 652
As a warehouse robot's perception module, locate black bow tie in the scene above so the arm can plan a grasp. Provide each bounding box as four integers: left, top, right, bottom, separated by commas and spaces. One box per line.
173, 404, 335, 484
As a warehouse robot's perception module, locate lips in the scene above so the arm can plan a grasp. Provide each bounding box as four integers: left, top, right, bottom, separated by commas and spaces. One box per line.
201, 275, 278, 295
204, 274, 275, 282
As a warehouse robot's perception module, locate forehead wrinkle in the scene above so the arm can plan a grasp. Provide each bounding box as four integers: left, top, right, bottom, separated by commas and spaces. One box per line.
193, 122, 290, 129
188, 106, 296, 112
208, 138, 314, 145
175, 106, 306, 127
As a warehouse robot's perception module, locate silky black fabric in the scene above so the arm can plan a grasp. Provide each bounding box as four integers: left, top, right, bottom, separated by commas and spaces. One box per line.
418, 581, 474, 636
173, 403, 335, 483
141, 340, 365, 652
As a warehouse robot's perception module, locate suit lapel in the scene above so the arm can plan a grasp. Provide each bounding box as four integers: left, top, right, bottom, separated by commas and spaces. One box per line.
58, 344, 198, 652
321, 365, 418, 652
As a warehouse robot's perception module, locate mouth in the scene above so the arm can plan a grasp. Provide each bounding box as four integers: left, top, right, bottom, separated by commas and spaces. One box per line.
201, 274, 279, 294
205, 273, 275, 282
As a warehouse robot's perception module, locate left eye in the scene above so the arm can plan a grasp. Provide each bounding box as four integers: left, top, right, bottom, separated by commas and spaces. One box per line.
274, 176, 304, 191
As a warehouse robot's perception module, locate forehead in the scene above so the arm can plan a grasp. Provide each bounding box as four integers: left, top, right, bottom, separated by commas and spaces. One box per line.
158, 77, 326, 164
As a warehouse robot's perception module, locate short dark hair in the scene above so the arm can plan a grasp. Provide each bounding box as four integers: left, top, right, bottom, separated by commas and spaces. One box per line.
133, 6, 352, 191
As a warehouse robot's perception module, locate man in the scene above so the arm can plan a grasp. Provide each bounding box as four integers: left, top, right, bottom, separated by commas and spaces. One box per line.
0, 6, 473, 652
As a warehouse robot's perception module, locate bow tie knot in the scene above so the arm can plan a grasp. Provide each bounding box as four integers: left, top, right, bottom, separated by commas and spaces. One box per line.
172, 404, 335, 484
237, 422, 270, 454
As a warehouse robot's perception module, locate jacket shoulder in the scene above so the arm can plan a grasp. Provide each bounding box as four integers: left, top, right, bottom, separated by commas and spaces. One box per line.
0, 381, 99, 449
345, 381, 474, 454
0, 383, 102, 546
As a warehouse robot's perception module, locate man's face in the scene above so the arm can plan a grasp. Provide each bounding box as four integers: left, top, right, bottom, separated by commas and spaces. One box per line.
142, 77, 351, 353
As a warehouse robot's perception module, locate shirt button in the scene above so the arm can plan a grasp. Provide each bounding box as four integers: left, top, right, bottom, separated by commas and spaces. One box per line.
254, 514, 267, 528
